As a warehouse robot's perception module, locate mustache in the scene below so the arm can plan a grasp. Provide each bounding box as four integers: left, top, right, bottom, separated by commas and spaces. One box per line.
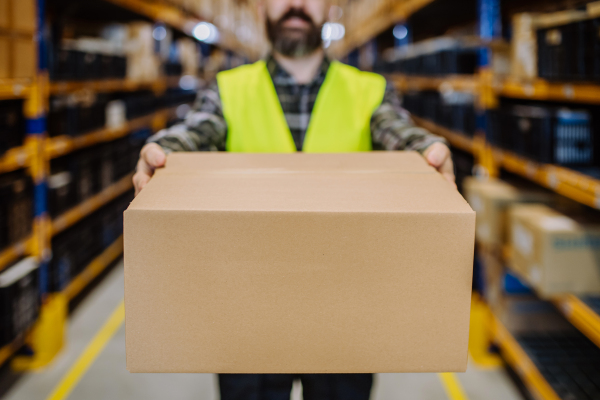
277, 8, 315, 27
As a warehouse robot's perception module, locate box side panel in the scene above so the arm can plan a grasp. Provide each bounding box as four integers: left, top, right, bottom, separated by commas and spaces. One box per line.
124, 210, 475, 373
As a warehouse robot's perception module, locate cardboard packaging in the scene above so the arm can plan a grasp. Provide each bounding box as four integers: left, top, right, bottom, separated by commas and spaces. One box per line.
0, 36, 9, 79
124, 152, 475, 373
463, 177, 551, 249
11, 37, 36, 80
510, 13, 540, 80
509, 204, 600, 298
10, 0, 36, 34
0, 0, 8, 31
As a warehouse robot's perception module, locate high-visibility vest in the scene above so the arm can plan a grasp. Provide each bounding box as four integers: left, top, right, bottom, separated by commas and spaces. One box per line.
216, 60, 387, 153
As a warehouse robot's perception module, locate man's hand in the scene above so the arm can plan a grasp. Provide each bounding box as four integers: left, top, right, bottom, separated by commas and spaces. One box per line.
133, 143, 167, 196
423, 142, 456, 188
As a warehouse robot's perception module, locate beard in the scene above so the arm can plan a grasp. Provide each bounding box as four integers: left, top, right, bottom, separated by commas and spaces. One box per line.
266, 8, 323, 58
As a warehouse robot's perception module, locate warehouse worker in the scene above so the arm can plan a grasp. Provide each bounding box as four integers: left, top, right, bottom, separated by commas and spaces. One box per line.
134, 0, 454, 399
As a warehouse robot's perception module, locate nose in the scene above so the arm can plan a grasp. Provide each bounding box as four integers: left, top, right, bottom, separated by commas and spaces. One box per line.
289, 0, 305, 8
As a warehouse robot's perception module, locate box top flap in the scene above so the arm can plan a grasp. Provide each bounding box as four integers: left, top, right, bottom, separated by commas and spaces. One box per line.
129, 152, 473, 214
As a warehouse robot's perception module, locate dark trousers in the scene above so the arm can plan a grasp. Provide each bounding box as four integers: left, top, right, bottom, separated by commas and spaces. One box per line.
219, 373, 373, 400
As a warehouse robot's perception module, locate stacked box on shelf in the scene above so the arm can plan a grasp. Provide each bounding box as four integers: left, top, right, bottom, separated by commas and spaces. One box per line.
0, 0, 36, 80
509, 204, 600, 298
0, 257, 39, 347
0, 171, 33, 250
0, 100, 25, 156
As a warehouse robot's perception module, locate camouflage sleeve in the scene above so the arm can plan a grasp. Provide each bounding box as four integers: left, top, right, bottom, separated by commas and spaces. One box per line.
370, 82, 448, 153
147, 80, 227, 152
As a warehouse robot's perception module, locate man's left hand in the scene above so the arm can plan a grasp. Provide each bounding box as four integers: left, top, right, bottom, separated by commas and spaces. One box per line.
423, 142, 456, 188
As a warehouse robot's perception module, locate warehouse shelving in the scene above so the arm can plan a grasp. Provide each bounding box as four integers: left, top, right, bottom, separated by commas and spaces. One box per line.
0, 236, 35, 273
491, 315, 562, 400
0, 144, 33, 174
497, 78, 600, 105
388, 74, 480, 94
0, 331, 33, 368
45, 106, 178, 159
49, 76, 183, 95
50, 173, 134, 237
553, 295, 600, 349
408, 105, 600, 210
63, 235, 123, 301
0, 79, 33, 100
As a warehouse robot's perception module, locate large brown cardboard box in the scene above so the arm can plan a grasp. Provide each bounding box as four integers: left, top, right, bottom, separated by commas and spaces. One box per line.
509, 204, 600, 298
0, 0, 8, 30
11, 37, 36, 79
0, 36, 9, 79
10, 0, 36, 34
124, 152, 475, 373
463, 177, 551, 249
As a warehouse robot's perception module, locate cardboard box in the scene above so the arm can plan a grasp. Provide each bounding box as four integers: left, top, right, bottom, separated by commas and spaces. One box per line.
0, 36, 9, 79
124, 152, 476, 373
510, 13, 540, 80
10, 0, 36, 34
463, 177, 551, 249
11, 37, 36, 79
509, 204, 600, 298
0, 0, 9, 30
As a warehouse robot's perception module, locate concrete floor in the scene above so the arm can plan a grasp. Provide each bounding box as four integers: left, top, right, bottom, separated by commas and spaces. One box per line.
4, 260, 524, 400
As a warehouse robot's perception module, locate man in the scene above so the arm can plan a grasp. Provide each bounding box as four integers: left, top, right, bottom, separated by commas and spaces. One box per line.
133, 0, 454, 398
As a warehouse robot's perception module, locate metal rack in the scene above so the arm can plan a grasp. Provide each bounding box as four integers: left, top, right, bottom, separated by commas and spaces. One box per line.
0, 0, 204, 369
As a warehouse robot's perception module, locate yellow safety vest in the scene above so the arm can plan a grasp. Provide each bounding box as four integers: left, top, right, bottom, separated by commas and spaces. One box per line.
216, 60, 387, 153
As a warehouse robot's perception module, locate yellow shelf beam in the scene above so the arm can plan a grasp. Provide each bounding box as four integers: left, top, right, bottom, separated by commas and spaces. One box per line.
63, 236, 124, 302
0, 236, 34, 273
49, 76, 182, 95
497, 151, 600, 210
51, 173, 134, 237
553, 295, 600, 349
45, 106, 178, 159
0, 330, 32, 368
0, 79, 33, 100
491, 315, 561, 400
0, 145, 32, 175
388, 74, 480, 94
498, 79, 600, 105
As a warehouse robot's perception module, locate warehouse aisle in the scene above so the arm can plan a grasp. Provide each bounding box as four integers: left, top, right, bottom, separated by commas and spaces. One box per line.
4, 261, 523, 400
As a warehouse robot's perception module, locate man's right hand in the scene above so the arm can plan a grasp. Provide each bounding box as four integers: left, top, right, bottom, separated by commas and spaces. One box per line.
133, 143, 167, 196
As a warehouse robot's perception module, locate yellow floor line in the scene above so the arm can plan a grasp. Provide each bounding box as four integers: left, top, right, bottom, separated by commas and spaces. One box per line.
438, 373, 469, 400
46, 300, 125, 400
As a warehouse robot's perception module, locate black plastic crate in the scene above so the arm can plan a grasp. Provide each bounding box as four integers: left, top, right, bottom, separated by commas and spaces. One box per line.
509, 105, 554, 163
537, 21, 590, 81
554, 109, 593, 166
592, 18, 600, 82
0, 258, 39, 347
441, 48, 479, 75
0, 172, 33, 246
518, 331, 600, 400
49, 49, 82, 81
0, 100, 25, 155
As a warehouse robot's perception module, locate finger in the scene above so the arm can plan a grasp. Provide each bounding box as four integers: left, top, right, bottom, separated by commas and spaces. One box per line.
141, 143, 166, 169
425, 143, 450, 168
133, 172, 151, 196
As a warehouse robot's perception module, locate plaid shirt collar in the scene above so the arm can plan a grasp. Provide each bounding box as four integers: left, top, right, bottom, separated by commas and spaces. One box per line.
265, 54, 331, 87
